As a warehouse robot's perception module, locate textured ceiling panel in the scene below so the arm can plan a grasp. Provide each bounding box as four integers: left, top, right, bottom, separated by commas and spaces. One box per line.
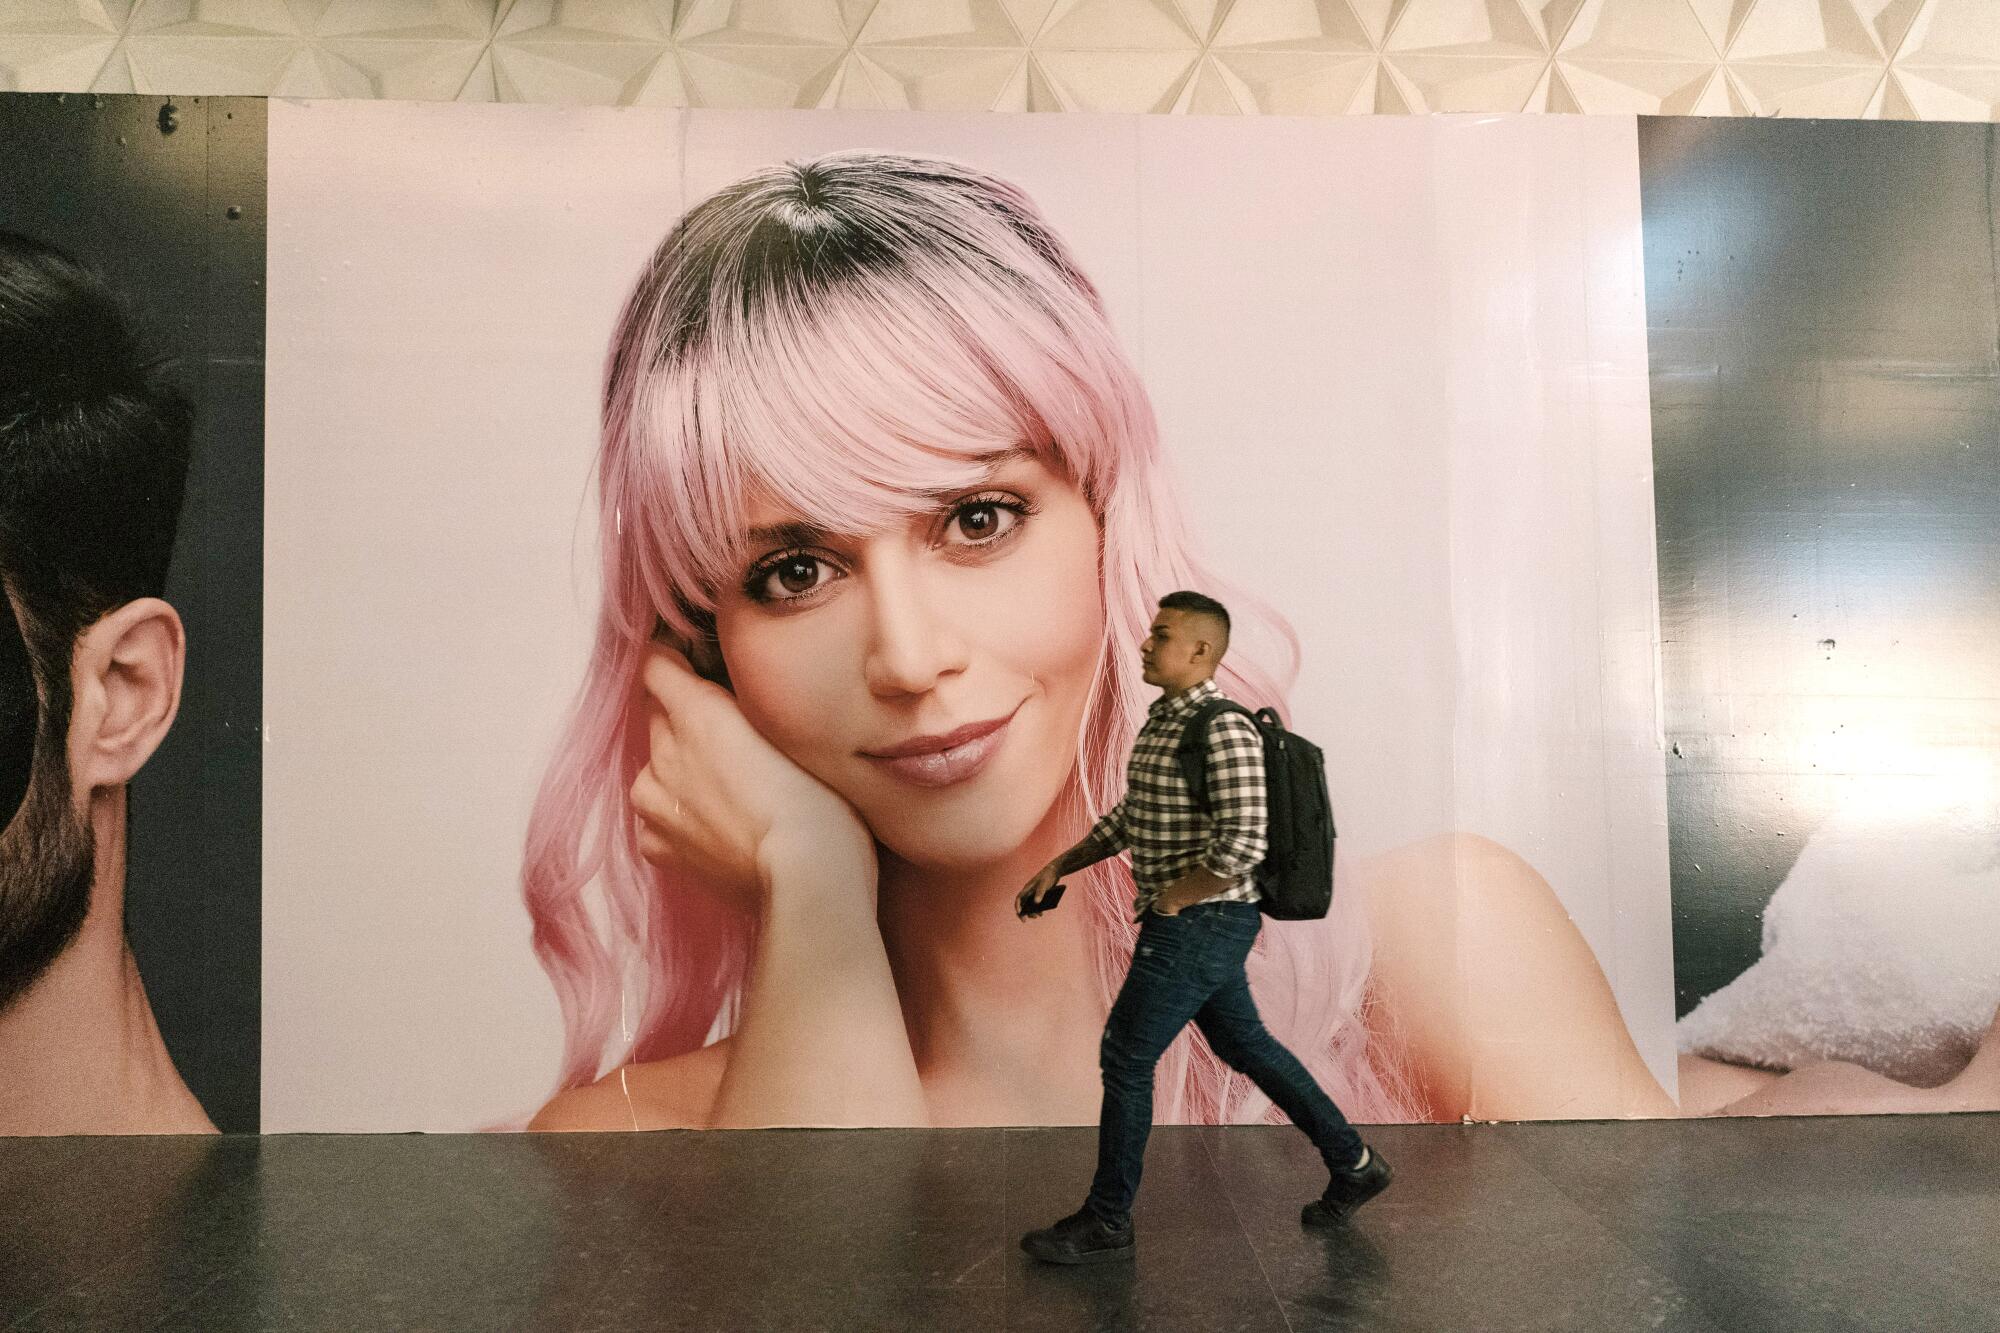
0, 0, 1995, 118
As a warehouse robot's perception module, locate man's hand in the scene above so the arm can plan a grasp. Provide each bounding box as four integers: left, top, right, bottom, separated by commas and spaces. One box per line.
1017, 863, 1061, 919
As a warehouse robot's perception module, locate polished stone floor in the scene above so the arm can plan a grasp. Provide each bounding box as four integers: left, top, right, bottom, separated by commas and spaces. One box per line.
3, 1114, 1996, 1331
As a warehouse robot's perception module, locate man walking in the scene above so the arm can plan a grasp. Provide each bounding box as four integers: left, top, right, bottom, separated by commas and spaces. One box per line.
1017, 591, 1390, 1264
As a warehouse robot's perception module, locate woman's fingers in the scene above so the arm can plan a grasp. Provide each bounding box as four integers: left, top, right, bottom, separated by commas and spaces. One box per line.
626, 636, 868, 900
635, 824, 672, 865
630, 762, 668, 821
631, 763, 688, 869
639, 641, 706, 713
647, 700, 674, 759
640, 642, 745, 759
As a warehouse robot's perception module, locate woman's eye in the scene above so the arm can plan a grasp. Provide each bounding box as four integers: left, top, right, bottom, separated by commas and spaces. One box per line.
750, 553, 837, 602
945, 500, 1024, 547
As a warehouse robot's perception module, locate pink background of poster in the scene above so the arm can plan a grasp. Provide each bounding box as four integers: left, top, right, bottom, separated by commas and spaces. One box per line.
262, 102, 1670, 1133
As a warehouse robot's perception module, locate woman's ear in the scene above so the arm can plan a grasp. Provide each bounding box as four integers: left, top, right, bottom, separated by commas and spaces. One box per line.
68, 598, 185, 792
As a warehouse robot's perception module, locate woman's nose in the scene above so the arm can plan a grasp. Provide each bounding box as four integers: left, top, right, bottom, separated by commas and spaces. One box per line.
861, 553, 971, 699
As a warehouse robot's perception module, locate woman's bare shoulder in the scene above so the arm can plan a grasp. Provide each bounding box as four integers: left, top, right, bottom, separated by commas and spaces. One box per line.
1356, 832, 1678, 1120
1359, 831, 1534, 911
527, 1039, 732, 1132
1359, 831, 1603, 971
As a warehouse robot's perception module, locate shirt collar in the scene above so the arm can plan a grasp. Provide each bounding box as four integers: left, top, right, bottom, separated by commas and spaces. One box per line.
1149, 678, 1220, 719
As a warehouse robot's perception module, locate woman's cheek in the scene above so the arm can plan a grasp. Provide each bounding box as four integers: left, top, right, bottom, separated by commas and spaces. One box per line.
718, 630, 852, 783
1049, 565, 1105, 682
1017, 518, 1106, 698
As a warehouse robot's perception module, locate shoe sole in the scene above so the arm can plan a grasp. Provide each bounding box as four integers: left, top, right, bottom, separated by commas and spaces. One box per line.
1020, 1238, 1137, 1266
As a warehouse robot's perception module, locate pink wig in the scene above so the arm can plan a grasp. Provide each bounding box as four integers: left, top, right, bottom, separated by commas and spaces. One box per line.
523, 151, 1415, 1125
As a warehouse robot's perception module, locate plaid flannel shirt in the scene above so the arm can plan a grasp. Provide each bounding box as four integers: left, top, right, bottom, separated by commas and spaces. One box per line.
1078, 679, 1267, 917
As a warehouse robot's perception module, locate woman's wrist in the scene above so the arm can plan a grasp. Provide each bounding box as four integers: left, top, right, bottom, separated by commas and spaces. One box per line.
756, 818, 877, 907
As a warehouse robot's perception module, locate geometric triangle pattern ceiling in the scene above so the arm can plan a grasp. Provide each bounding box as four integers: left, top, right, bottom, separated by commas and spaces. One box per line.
1, 0, 1997, 118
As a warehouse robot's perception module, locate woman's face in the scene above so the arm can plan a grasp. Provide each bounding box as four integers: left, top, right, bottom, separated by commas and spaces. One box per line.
711, 453, 1104, 871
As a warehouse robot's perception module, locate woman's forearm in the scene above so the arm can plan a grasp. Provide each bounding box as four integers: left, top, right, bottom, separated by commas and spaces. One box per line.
709, 835, 926, 1128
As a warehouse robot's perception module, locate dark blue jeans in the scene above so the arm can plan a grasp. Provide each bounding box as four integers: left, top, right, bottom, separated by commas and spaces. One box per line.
1085, 900, 1364, 1224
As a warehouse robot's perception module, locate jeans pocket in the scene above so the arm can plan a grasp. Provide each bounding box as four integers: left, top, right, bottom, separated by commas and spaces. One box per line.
1214, 909, 1261, 943
1133, 918, 1191, 980
1192, 915, 1256, 987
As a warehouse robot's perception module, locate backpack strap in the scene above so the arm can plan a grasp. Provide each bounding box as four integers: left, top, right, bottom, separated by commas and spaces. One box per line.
1175, 698, 1257, 813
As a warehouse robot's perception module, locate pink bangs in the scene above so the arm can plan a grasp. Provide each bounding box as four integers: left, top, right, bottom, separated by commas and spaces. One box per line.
600, 186, 1145, 647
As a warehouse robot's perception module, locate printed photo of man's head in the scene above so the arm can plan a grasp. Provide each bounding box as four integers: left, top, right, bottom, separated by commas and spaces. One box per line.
1, 93, 265, 1135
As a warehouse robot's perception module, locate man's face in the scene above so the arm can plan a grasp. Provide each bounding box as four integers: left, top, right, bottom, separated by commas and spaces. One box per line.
0, 593, 92, 1015
1139, 609, 1214, 693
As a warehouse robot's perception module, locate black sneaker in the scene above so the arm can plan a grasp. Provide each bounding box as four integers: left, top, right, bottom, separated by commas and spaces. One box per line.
1020, 1207, 1136, 1265
1301, 1146, 1393, 1227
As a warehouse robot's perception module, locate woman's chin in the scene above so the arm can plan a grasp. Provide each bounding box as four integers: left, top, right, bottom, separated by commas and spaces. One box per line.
868, 812, 1041, 876
846, 752, 1078, 877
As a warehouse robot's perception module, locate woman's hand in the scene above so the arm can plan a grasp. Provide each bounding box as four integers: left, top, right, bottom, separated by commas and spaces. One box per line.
629, 642, 873, 904
629, 642, 923, 1126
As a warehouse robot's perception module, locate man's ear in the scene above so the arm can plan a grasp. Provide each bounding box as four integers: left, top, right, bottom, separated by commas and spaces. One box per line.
68, 598, 185, 792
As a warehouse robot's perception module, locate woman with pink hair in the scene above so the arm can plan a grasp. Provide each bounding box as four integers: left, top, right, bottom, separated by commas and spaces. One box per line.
521, 151, 1683, 1131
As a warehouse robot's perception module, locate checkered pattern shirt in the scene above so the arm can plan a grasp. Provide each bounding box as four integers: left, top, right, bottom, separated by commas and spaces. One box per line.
1078, 679, 1267, 917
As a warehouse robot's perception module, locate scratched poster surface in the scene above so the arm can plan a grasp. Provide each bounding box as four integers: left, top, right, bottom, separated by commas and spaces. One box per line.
1642, 118, 2000, 1116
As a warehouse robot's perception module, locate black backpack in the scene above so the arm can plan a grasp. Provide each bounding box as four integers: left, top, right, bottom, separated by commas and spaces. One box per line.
1175, 699, 1336, 920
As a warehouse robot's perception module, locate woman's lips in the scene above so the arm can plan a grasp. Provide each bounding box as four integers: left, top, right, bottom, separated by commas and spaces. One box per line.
863, 708, 1020, 789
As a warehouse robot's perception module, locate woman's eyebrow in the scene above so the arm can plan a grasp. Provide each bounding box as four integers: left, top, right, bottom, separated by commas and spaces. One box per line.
977, 446, 1032, 476
978, 446, 1032, 470
740, 451, 1035, 550
744, 519, 828, 550
918, 447, 1034, 500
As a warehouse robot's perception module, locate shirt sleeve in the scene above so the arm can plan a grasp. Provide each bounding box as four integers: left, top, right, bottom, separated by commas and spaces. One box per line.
1074, 799, 1129, 864
1199, 711, 1268, 880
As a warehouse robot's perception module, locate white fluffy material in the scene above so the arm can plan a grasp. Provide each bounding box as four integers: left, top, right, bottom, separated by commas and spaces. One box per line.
1678, 799, 2000, 1087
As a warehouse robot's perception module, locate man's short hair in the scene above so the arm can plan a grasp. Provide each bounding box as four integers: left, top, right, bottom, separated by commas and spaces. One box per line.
1158, 590, 1230, 631
1158, 590, 1231, 653
0, 232, 191, 698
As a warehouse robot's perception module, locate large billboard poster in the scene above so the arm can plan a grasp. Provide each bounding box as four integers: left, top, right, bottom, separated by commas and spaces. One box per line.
3, 94, 1993, 1137
259, 103, 1676, 1133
